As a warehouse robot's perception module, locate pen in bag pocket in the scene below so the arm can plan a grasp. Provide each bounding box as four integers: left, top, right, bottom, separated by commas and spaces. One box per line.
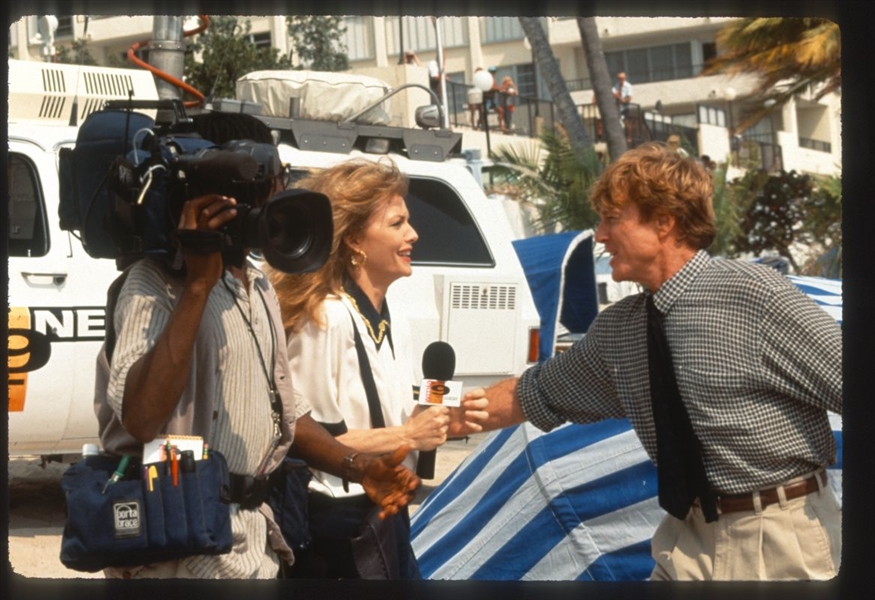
170, 446, 179, 486
102, 455, 130, 494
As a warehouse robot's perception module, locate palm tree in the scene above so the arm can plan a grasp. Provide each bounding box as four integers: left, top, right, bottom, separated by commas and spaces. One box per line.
518, 17, 594, 162
491, 129, 603, 233
577, 17, 627, 160
701, 17, 840, 135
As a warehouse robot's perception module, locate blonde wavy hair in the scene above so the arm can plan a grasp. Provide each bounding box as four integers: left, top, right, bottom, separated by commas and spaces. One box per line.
268, 159, 408, 333
590, 142, 716, 249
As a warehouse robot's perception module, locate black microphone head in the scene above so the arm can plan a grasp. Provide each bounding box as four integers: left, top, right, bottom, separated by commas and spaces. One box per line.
422, 341, 455, 380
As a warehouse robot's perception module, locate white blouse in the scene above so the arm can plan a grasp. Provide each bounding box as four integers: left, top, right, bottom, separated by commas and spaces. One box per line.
286, 293, 417, 497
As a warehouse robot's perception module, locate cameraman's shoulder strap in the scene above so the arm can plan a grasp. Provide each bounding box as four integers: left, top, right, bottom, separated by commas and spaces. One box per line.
104, 267, 134, 363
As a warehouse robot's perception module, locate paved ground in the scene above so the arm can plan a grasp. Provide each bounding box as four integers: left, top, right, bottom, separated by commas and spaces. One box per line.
6, 434, 484, 579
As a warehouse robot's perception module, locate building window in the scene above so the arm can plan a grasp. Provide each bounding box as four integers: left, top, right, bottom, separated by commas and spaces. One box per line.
702, 41, 717, 65
482, 17, 526, 44
515, 63, 537, 97
247, 31, 272, 50
56, 16, 74, 38
386, 16, 468, 59
343, 16, 373, 61
605, 42, 696, 84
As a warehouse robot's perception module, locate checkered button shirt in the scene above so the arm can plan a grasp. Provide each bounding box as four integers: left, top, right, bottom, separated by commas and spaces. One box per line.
517, 251, 842, 494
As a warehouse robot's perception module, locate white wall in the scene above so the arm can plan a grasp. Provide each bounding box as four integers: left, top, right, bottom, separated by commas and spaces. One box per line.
698, 123, 733, 165
776, 131, 840, 176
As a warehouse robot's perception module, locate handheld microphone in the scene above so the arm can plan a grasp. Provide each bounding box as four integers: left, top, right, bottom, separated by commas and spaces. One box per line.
417, 341, 458, 479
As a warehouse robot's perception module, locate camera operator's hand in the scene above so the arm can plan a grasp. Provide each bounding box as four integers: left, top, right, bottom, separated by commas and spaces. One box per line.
177, 194, 238, 293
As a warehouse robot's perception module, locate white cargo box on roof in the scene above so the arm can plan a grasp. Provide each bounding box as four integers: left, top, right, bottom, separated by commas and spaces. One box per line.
237, 70, 393, 125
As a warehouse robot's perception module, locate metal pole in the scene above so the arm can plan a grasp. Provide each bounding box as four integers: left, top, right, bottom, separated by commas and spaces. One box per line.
150, 16, 186, 102
398, 16, 405, 65
482, 102, 491, 157
434, 17, 449, 129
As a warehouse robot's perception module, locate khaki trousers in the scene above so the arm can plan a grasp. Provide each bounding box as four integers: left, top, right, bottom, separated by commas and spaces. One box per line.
650, 471, 841, 581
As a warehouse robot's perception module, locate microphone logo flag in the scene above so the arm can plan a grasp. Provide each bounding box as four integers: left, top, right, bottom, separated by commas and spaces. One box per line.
418, 378, 463, 407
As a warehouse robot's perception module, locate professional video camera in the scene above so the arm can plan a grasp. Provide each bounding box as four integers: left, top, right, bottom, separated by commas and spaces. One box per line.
59, 98, 333, 274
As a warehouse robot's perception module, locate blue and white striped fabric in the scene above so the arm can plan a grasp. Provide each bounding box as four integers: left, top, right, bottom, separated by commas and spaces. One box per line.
410, 275, 842, 581
787, 275, 843, 326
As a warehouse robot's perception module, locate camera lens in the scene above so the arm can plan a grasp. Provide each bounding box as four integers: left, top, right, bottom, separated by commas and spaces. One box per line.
251, 189, 334, 274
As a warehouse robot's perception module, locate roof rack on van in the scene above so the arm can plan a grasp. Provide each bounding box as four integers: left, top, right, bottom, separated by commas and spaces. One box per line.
257, 115, 463, 163
232, 70, 464, 163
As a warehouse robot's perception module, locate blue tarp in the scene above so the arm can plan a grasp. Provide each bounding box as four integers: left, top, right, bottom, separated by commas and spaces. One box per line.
511, 231, 599, 362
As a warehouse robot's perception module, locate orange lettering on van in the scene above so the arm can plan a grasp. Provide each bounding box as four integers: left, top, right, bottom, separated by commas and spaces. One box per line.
7, 308, 30, 412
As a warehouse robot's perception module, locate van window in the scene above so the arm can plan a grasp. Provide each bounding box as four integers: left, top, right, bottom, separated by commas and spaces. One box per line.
7, 153, 50, 257
406, 177, 493, 267
287, 169, 494, 268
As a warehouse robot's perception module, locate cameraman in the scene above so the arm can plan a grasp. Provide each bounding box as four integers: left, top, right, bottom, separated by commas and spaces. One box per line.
94, 113, 420, 579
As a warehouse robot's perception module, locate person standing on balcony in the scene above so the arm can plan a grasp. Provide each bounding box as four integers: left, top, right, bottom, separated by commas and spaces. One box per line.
482, 66, 499, 131
613, 72, 633, 119
428, 48, 449, 102
498, 76, 518, 133
469, 67, 485, 129
613, 72, 633, 142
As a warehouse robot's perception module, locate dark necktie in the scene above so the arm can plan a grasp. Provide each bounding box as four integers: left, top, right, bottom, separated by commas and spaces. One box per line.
646, 295, 718, 522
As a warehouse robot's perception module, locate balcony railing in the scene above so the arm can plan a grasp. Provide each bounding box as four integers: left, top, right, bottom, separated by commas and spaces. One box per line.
578, 102, 652, 148
444, 80, 555, 138
444, 81, 785, 173
732, 136, 783, 173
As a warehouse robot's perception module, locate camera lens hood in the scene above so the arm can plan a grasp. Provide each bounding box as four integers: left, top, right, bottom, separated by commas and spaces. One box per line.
245, 189, 334, 274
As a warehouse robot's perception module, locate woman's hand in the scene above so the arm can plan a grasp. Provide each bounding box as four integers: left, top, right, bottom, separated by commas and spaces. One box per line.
447, 387, 490, 438
403, 405, 450, 451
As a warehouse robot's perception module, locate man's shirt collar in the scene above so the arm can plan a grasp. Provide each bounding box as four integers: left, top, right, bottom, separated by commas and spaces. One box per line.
650, 250, 711, 314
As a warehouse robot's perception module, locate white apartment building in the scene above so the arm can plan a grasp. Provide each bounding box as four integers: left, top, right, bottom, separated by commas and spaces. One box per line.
8, 14, 841, 176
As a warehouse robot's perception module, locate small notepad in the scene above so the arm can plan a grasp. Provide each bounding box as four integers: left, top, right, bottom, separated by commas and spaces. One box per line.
143, 435, 205, 464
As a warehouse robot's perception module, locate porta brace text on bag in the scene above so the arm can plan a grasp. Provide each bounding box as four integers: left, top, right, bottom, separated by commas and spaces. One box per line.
60, 450, 233, 572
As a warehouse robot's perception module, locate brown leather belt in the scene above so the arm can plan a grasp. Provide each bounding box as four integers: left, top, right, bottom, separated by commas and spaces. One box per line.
717, 471, 828, 514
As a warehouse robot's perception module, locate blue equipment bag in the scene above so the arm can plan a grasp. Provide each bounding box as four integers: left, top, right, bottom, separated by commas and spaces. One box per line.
59, 450, 233, 572
266, 456, 313, 553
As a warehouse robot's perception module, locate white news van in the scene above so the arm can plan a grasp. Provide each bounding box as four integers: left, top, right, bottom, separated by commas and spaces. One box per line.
6, 62, 540, 462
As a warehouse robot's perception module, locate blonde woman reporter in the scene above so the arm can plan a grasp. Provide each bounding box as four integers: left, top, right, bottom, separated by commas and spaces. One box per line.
269, 159, 487, 579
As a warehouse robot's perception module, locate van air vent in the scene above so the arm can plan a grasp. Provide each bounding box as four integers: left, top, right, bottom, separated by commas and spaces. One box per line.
451, 284, 516, 310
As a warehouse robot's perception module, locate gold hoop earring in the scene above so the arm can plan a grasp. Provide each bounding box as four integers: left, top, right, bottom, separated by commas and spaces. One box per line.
351, 250, 367, 268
